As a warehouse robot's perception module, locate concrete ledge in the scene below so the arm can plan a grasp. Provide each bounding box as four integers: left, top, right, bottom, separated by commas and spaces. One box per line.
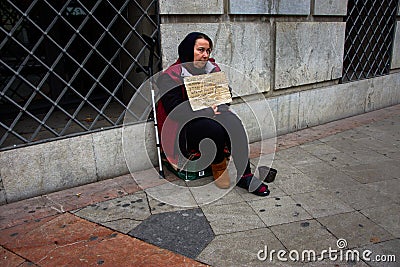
0, 123, 157, 203
0, 135, 97, 203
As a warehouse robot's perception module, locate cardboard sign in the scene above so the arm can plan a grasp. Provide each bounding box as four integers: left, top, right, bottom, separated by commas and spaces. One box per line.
184, 71, 232, 111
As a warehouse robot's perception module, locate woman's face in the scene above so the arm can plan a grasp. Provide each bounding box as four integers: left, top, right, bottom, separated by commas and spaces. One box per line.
193, 38, 211, 68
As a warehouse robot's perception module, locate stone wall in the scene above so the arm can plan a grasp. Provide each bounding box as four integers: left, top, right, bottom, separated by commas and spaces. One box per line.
160, 0, 349, 94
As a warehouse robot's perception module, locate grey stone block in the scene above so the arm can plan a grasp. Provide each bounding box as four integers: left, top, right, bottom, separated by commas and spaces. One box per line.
275, 22, 346, 89
299, 140, 342, 156
0, 175, 5, 204
334, 184, 395, 210
201, 201, 265, 235
101, 218, 142, 234
314, 0, 348, 16
144, 181, 198, 208
159, 0, 223, 14
270, 219, 338, 253
231, 98, 276, 143
0, 189, 6, 205
366, 178, 400, 205
291, 190, 354, 218
248, 195, 312, 226
197, 228, 286, 266
360, 204, 400, 238
92, 127, 129, 180
229, 0, 310, 15
364, 72, 400, 111
122, 122, 157, 173
160, 23, 271, 95
298, 82, 365, 128
272, 93, 300, 135
1, 135, 97, 202
275, 173, 327, 195
359, 239, 400, 267
129, 208, 214, 259
73, 192, 151, 223
317, 211, 394, 248
390, 22, 400, 69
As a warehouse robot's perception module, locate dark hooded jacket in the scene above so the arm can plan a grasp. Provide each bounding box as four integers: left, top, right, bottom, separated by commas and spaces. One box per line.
156, 32, 222, 164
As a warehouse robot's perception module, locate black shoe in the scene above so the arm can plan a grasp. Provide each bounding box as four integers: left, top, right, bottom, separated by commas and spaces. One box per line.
237, 174, 270, 197
258, 166, 277, 183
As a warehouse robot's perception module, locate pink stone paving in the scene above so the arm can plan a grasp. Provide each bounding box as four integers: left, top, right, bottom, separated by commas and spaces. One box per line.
0, 213, 207, 267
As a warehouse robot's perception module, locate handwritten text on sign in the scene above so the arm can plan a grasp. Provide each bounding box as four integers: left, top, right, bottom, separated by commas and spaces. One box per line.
184, 71, 232, 111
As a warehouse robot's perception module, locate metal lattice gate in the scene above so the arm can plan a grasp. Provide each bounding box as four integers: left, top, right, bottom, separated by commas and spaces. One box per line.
0, 0, 161, 151
342, 0, 399, 82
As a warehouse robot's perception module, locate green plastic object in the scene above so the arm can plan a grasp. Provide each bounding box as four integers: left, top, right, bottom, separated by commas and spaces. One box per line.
161, 156, 212, 181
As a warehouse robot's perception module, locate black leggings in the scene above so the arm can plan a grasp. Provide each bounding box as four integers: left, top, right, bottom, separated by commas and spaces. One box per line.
179, 111, 252, 178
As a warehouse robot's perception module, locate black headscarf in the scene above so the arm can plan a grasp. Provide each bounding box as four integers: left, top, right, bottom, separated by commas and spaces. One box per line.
178, 32, 213, 63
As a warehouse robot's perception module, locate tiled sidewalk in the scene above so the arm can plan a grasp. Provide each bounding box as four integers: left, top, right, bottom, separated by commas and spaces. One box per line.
1, 105, 399, 266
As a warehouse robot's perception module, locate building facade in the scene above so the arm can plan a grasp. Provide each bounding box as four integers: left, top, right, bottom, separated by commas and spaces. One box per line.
1, 0, 399, 203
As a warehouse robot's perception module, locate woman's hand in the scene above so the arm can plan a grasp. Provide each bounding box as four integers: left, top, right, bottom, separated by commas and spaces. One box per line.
212, 104, 221, 115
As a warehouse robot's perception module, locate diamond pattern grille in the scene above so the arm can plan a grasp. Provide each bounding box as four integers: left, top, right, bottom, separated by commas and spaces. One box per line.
0, 0, 160, 150
342, 0, 399, 82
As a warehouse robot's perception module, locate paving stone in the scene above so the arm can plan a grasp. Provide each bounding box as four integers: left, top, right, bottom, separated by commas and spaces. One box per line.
360, 160, 400, 180
66, 230, 207, 267
200, 187, 245, 206
40, 174, 141, 212
344, 148, 394, 165
341, 164, 394, 184
366, 178, 400, 204
128, 208, 214, 259
313, 170, 361, 191
333, 184, 395, 210
314, 152, 364, 168
317, 211, 395, 249
259, 158, 302, 181
305, 258, 370, 266
0, 246, 25, 266
291, 190, 354, 218
73, 192, 151, 224
270, 219, 337, 253
358, 239, 399, 267
144, 181, 198, 208
1, 212, 204, 266
383, 151, 400, 161
100, 219, 142, 234
293, 160, 347, 176
274, 171, 327, 195
201, 201, 265, 235
322, 138, 364, 154
275, 147, 324, 167
360, 204, 400, 238
299, 140, 342, 157
350, 137, 399, 156
0, 213, 113, 265
0, 196, 60, 230
147, 195, 188, 215
248, 195, 312, 226
196, 228, 288, 267
189, 182, 236, 207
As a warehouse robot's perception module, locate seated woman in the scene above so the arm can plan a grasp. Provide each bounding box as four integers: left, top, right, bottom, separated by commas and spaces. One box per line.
156, 32, 270, 196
